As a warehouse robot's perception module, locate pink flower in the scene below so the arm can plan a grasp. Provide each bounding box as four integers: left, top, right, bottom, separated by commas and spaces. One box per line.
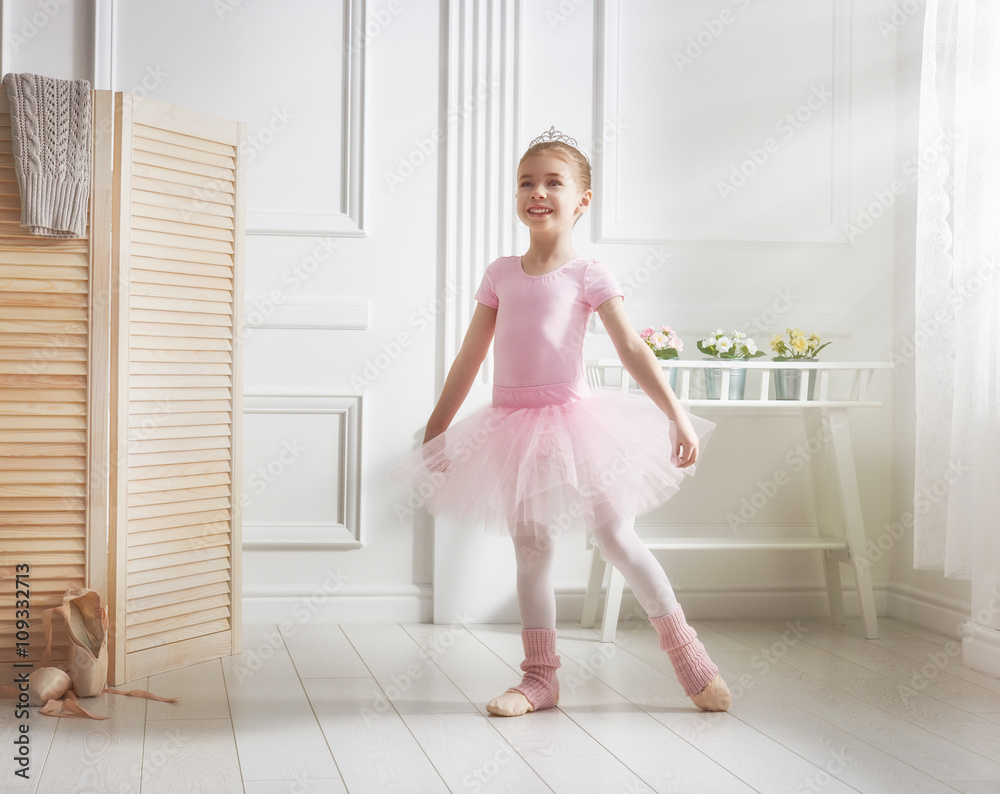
640, 327, 654, 340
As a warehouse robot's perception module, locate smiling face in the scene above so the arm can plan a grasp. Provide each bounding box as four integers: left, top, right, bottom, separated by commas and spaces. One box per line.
516, 153, 592, 232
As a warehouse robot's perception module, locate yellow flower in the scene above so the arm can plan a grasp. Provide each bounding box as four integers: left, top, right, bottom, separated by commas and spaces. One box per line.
791, 335, 809, 353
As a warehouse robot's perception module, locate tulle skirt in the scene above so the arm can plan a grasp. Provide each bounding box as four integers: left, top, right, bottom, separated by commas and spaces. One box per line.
391, 378, 715, 537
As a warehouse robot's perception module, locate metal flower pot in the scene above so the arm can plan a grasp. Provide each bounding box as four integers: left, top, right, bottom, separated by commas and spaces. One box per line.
773, 368, 818, 400
705, 366, 746, 400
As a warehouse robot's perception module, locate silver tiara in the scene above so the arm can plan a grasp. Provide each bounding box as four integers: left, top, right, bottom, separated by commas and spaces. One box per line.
528, 125, 583, 152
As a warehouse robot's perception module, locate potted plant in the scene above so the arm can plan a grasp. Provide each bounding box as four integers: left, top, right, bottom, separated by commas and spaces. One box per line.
640, 325, 682, 390
697, 329, 765, 400
770, 328, 831, 400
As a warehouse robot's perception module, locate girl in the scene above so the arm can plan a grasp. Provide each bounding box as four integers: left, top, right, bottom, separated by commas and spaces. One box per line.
395, 129, 731, 716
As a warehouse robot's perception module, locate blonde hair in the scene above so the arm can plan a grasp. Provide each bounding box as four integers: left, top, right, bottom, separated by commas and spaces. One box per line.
518, 140, 591, 193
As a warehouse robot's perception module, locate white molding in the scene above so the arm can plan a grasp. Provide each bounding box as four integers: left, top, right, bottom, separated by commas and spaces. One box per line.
242, 392, 363, 547
241, 584, 431, 623
593, 0, 852, 244
92, 0, 114, 89
886, 580, 972, 640
441, 0, 521, 380
246, 0, 365, 236
93, 0, 365, 237
244, 296, 369, 330
962, 623, 1000, 679
0, 2, 10, 78
242, 523, 363, 550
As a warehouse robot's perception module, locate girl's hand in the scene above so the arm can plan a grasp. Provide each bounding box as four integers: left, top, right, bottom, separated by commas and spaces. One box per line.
422, 426, 451, 473
672, 416, 699, 468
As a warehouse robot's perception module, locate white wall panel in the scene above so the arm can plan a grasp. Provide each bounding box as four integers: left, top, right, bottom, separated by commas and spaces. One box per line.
596, 0, 850, 242
108, 0, 364, 235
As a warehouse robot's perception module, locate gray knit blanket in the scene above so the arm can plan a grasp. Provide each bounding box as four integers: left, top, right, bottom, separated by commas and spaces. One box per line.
2, 73, 91, 238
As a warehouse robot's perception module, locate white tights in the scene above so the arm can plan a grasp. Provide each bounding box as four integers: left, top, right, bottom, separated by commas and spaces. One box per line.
511, 514, 679, 630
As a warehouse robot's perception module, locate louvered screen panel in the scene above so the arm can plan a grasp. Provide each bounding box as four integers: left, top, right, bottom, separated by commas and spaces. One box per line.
0, 87, 110, 667
110, 93, 244, 684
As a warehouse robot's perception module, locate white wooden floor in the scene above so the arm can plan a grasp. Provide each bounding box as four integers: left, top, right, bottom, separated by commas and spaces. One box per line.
5, 615, 1000, 793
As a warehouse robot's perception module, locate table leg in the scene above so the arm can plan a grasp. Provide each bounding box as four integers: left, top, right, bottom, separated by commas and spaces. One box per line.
804, 410, 846, 625
581, 545, 606, 629
827, 407, 879, 639
601, 567, 626, 643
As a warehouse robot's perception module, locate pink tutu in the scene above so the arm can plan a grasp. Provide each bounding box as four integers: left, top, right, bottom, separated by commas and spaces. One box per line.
393, 378, 715, 537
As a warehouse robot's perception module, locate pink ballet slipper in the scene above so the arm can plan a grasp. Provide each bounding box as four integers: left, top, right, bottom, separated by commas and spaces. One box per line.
650, 605, 731, 711
486, 628, 560, 716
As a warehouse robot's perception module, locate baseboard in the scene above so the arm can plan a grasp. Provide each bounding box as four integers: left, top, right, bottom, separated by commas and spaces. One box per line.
241, 584, 433, 625
239, 580, 891, 625
885, 580, 972, 639
559, 579, 889, 623
962, 622, 1000, 678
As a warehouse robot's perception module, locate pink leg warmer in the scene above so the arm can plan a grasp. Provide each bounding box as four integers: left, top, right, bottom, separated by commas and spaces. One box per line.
649, 605, 719, 697
511, 628, 560, 710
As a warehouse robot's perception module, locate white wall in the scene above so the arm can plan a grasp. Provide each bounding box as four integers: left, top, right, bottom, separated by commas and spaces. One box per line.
6, 0, 955, 630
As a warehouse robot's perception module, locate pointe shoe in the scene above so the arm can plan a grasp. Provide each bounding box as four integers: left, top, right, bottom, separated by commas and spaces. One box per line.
690, 673, 732, 712
27, 667, 72, 707
39, 587, 109, 698
486, 688, 560, 717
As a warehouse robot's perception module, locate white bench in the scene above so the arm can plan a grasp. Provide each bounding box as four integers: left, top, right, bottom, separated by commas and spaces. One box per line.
581, 359, 891, 641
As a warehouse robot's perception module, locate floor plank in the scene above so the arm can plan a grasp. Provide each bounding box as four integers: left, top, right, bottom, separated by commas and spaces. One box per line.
2, 615, 998, 793
221, 646, 342, 782
302, 677, 450, 794
141, 718, 243, 794
33, 676, 148, 794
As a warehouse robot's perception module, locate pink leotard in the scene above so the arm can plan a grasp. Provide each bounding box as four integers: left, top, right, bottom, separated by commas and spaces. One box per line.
473, 256, 624, 390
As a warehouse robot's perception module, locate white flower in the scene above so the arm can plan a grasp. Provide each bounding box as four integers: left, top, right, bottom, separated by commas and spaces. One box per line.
701, 338, 715, 349
745, 338, 757, 354
715, 336, 733, 353
714, 327, 726, 336
732, 330, 746, 341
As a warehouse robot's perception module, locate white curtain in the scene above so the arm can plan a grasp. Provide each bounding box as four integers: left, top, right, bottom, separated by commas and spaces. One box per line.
913, 0, 1000, 579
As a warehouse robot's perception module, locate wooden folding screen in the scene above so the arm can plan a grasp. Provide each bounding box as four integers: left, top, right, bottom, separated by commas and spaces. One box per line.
108, 93, 245, 684
0, 88, 244, 686
0, 89, 111, 668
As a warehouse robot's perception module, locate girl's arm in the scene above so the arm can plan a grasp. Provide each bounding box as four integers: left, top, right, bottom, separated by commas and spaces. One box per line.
423, 302, 498, 443
596, 296, 699, 467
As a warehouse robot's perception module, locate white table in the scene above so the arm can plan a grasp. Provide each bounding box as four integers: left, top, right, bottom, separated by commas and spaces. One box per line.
580, 359, 892, 641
